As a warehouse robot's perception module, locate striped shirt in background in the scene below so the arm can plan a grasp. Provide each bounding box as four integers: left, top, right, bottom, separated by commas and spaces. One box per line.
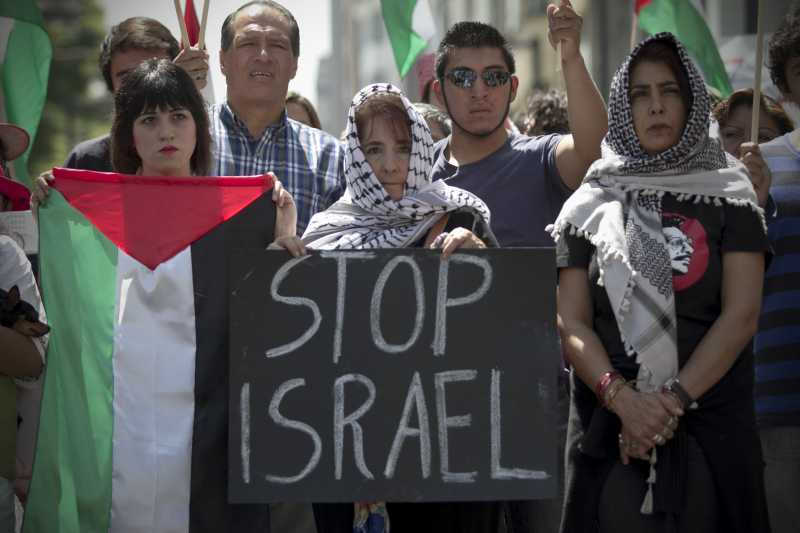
755, 131, 800, 427
210, 103, 346, 234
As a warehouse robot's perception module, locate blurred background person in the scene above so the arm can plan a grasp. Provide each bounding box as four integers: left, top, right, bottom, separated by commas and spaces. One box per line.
514, 89, 571, 136
286, 90, 323, 130
713, 89, 793, 157
413, 102, 451, 142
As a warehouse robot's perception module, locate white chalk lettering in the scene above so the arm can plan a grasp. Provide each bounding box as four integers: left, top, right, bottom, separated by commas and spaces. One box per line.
240, 382, 251, 484
334, 374, 376, 480
265, 378, 322, 484
321, 251, 376, 364
490, 369, 549, 480
432, 254, 493, 356
370, 255, 425, 354
266, 256, 322, 358
435, 370, 478, 483
384, 371, 432, 479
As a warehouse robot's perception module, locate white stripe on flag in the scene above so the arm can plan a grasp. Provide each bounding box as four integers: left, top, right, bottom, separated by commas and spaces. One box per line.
411, 0, 436, 41
110, 249, 197, 533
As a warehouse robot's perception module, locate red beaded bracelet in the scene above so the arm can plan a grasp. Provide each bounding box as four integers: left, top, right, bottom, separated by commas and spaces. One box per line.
595, 371, 623, 403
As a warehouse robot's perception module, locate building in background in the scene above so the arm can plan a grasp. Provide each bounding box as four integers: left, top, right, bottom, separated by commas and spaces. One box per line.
318, 0, 798, 134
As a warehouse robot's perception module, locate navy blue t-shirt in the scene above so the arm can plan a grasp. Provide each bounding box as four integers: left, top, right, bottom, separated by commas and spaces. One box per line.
431, 133, 569, 247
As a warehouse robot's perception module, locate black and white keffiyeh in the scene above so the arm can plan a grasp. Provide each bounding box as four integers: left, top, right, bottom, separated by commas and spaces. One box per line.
549, 32, 764, 514
302, 83, 492, 250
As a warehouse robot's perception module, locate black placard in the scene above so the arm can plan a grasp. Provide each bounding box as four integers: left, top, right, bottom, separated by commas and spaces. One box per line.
228, 248, 559, 503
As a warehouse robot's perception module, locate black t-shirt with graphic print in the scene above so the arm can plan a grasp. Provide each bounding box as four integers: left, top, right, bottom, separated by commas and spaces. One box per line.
557, 194, 768, 370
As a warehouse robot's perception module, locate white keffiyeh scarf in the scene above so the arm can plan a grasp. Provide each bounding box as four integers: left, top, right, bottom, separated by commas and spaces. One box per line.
302, 83, 492, 250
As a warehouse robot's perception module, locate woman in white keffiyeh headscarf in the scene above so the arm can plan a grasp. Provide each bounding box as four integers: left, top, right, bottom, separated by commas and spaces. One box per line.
298, 83, 495, 252
554, 34, 770, 533
274, 84, 496, 533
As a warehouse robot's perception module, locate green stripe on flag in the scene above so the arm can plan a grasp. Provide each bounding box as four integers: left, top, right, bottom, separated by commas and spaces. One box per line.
24, 192, 117, 533
0, 0, 52, 187
638, 0, 732, 98
381, 0, 430, 78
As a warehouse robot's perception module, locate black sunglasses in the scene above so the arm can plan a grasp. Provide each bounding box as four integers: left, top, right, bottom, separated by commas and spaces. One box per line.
445, 67, 511, 89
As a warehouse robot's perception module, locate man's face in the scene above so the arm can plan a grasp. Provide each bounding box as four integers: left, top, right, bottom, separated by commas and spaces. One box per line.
220, 5, 298, 109
434, 47, 517, 137
782, 55, 800, 106
110, 48, 171, 93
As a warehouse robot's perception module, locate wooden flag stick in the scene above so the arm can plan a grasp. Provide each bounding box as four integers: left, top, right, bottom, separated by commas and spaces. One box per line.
173, 0, 191, 47
630, 8, 638, 51
751, 0, 765, 143
198, 0, 210, 50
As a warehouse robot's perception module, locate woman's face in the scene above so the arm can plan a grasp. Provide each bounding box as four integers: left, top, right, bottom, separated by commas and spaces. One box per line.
720, 103, 782, 157
361, 115, 410, 201
629, 60, 688, 156
133, 106, 197, 176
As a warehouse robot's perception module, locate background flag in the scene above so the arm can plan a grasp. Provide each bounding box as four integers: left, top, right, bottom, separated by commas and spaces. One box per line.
635, 0, 733, 98
381, 0, 436, 78
24, 169, 275, 533
0, 0, 51, 186
181, 0, 215, 103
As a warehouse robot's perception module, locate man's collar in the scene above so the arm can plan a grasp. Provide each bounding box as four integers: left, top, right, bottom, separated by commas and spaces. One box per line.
220, 102, 288, 140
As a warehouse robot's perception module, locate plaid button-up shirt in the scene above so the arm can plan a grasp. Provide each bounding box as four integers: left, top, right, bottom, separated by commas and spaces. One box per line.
210, 103, 345, 234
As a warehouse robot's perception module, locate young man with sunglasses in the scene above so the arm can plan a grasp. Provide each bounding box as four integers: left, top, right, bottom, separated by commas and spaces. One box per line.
429, 4, 606, 533
431, 1, 606, 248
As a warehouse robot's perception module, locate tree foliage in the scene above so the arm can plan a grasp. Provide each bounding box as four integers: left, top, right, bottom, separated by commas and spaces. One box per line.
29, 0, 110, 175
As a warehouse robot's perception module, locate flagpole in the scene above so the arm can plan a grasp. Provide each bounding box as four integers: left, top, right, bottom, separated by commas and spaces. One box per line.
750, 0, 765, 144
630, 5, 638, 51
173, 0, 191, 47
198, 0, 209, 50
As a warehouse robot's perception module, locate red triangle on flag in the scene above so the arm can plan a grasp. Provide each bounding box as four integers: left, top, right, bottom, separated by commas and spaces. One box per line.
52, 168, 274, 270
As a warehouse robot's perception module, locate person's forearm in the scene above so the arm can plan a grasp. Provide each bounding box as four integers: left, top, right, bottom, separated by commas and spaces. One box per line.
0, 326, 42, 378
559, 316, 615, 390
678, 252, 764, 400
562, 56, 607, 165
678, 306, 759, 402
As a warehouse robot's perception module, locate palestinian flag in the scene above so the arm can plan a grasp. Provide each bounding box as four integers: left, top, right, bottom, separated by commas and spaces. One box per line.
381, 0, 436, 78
0, 0, 52, 185
636, 0, 733, 98
24, 169, 276, 533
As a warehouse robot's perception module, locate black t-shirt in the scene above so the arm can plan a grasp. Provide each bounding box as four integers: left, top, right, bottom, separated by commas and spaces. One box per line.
557, 194, 768, 369
63, 134, 112, 172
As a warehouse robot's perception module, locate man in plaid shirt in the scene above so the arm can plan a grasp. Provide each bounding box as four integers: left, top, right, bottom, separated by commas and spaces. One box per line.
214, 1, 345, 234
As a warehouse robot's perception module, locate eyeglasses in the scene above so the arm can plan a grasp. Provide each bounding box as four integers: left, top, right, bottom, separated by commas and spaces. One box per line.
445, 67, 511, 89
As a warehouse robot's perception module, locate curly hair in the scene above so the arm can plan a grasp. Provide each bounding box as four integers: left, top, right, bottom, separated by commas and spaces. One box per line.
515, 89, 570, 136
768, 5, 800, 95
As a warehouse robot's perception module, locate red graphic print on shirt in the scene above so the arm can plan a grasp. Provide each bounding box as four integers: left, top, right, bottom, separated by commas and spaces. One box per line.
663, 212, 708, 291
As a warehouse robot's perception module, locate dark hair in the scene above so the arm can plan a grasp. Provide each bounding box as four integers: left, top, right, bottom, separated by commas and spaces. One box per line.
286, 91, 322, 129
421, 79, 435, 104
435, 21, 515, 80
629, 39, 692, 110
99, 17, 180, 93
111, 59, 211, 175
768, 5, 800, 95
221, 1, 299, 57
354, 94, 411, 145
712, 88, 794, 134
515, 89, 570, 136
413, 102, 451, 138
